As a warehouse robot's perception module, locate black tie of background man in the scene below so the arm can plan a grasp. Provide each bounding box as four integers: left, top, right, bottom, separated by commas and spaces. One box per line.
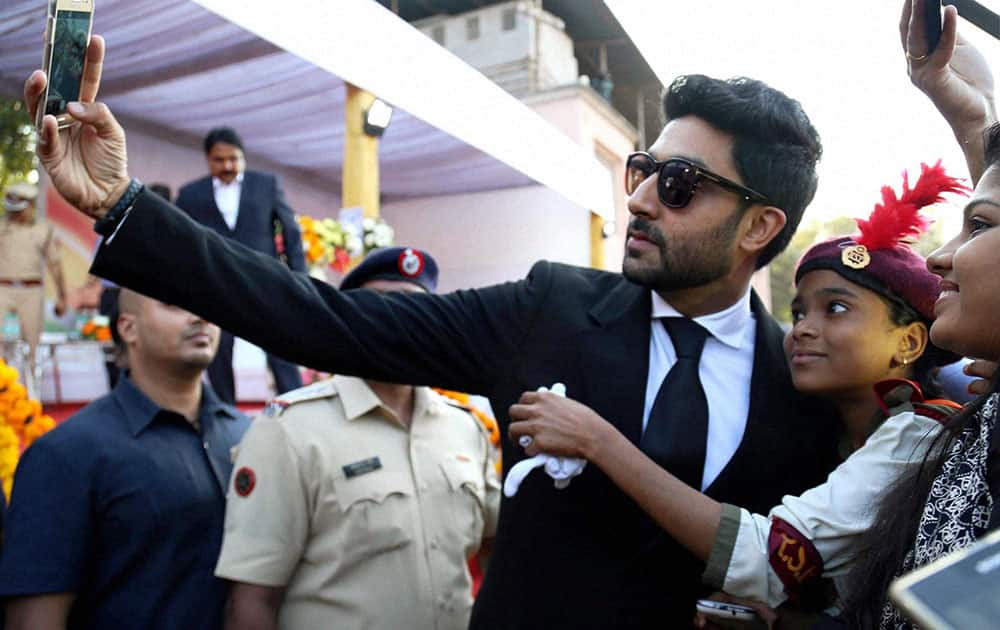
640, 317, 710, 489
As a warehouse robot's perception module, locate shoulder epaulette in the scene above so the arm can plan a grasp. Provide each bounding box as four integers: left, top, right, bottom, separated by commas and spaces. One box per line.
873, 378, 961, 425
262, 379, 338, 418
913, 398, 962, 424
442, 397, 474, 413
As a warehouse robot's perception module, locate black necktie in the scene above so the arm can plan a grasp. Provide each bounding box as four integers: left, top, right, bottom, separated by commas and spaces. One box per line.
640, 317, 710, 489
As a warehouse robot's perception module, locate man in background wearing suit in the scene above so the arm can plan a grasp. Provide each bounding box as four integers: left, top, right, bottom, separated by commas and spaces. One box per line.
175, 128, 305, 404
33, 58, 839, 628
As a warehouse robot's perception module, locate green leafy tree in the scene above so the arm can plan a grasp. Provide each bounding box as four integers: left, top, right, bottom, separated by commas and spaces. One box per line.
769, 214, 945, 325
769, 215, 855, 324
0, 97, 37, 194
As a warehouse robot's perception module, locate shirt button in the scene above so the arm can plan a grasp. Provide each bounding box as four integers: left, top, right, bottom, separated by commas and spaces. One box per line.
203, 441, 210, 450
429, 540, 439, 549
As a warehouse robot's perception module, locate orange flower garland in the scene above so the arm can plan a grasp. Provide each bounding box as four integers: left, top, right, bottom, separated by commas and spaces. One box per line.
80, 315, 112, 342
433, 389, 503, 475
0, 358, 57, 500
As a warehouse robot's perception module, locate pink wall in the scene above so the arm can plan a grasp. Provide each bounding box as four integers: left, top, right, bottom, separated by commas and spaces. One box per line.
382, 184, 589, 292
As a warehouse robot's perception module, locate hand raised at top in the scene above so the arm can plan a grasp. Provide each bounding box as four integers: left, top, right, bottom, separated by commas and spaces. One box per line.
25, 34, 131, 219
900, 0, 996, 181
901, 0, 995, 124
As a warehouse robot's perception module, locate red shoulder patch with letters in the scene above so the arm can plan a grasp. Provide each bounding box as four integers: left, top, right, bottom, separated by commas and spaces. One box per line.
234, 467, 256, 497
768, 517, 823, 601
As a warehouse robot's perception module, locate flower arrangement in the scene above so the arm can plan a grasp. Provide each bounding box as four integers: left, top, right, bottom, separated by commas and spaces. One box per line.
297, 216, 359, 273
361, 216, 395, 253
297, 215, 395, 273
0, 358, 56, 500
80, 314, 112, 342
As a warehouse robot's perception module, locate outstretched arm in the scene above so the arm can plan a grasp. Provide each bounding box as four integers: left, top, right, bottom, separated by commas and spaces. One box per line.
508, 391, 722, 560
510, 391, 948, 607
23, 37, 538, 395
901, 0, 997, 184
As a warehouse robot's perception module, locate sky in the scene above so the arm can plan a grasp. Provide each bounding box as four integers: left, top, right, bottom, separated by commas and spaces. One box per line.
605, 0, 999, 236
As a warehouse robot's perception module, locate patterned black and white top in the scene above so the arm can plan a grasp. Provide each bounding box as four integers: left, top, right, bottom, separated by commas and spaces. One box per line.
880, 394, 997, 629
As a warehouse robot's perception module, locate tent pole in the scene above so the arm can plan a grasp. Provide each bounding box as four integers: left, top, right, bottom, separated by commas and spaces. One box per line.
343, 83, 380, 219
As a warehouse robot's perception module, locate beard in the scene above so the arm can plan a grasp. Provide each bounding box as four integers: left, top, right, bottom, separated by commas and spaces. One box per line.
622, 210, 742, 291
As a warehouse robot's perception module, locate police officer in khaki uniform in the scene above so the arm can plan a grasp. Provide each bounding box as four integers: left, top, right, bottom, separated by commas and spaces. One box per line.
0, 183, 67, 378
216, 247, 501, 630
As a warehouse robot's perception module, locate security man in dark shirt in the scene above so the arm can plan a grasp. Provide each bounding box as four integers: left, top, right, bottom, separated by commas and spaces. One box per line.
0, 289, 250, 630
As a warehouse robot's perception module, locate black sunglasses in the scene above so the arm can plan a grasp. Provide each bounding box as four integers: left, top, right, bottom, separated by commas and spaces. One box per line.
625, 152, 770, 209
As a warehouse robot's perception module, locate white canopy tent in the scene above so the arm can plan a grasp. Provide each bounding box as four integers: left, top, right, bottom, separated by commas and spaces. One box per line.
0, 0, 614, 216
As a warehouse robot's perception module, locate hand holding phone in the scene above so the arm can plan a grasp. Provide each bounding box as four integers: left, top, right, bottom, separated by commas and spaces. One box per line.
923, 0, 943, 54
695, 599, 768, 630
37, 0, 95, 130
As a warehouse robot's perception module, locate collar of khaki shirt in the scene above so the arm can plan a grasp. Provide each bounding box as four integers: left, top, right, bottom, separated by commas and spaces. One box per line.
333, 375, 440, 428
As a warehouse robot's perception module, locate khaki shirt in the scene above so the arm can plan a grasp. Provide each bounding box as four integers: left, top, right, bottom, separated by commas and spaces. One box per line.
0, 218, 59, 280
215, 376, 501, 630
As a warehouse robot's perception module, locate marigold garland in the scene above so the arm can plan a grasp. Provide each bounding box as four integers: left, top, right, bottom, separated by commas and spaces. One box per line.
433, 388, 503, 475
79, 315, 112, 342
0, 358, 57, 501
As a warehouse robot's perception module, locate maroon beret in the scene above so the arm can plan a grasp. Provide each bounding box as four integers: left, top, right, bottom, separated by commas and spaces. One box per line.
795, 162, 970, 323
795, 237, 939, 321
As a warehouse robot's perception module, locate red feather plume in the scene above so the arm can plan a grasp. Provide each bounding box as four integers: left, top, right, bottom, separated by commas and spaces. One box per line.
855, 161, 970, 251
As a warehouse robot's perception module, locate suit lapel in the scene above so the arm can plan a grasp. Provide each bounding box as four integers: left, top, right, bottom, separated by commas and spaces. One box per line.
576, 279, 651, 446
232, 173, 254, 237
197, 177, 233, 234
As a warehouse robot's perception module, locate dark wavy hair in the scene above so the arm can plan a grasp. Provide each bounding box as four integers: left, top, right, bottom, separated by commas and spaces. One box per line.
203, 127, 244, 154
840, 122, 1000, 628
663, 75, 823, 269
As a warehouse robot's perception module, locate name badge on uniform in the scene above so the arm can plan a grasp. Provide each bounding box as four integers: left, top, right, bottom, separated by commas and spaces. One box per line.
343, 456, 382, 479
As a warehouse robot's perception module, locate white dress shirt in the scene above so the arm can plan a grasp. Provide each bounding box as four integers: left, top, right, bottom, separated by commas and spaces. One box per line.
212, 173, 244, 230
642, 289, 756, 491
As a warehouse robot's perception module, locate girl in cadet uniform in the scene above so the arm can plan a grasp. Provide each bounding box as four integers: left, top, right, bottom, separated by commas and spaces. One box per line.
508, 163, 969, 624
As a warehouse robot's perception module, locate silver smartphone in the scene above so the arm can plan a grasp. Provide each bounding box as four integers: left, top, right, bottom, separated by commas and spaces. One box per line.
889, 528, 1000, 629
36, 0, 95, 130
696, 599, 764, 629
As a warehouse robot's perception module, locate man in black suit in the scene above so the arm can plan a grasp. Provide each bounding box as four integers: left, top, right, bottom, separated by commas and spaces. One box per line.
30, 51, 839, 629
175, 127, 305, 404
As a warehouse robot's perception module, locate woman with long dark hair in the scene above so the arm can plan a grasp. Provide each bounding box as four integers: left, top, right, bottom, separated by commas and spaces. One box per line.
843, 133, 1000, 630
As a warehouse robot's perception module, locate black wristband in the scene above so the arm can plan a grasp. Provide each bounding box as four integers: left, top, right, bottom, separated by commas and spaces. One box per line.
94, 178, 144, 237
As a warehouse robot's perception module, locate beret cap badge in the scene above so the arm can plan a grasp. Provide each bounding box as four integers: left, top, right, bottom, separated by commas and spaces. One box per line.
840, 244, 871, 270
398, 248, 424, 278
